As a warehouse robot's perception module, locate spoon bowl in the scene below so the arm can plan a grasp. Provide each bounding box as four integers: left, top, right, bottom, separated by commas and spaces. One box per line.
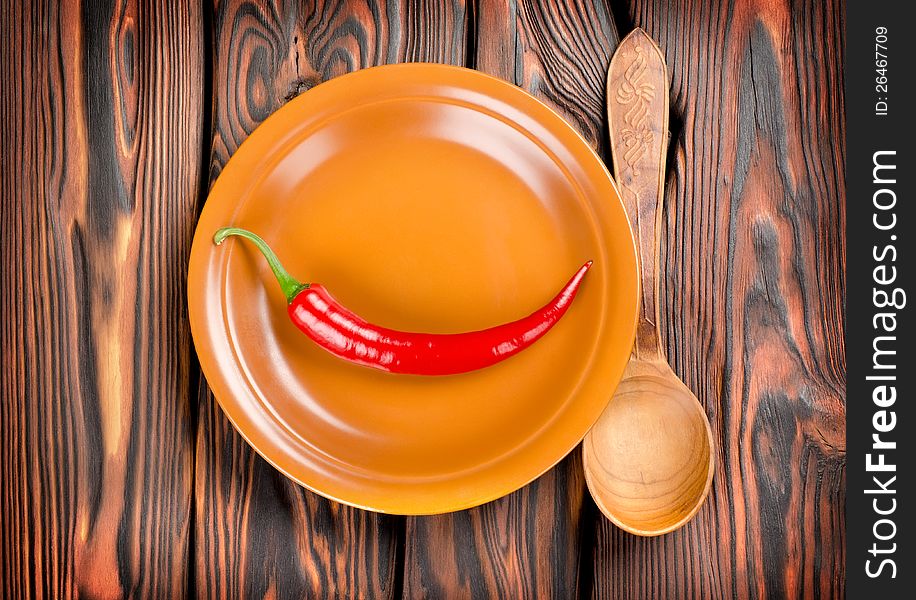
583, 361, 714, 535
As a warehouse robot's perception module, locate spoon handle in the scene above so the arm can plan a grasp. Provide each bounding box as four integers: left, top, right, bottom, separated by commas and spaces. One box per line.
606, 29, 669, 362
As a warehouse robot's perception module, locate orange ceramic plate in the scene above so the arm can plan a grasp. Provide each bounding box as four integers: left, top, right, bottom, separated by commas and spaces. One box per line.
188, 64, 638, 514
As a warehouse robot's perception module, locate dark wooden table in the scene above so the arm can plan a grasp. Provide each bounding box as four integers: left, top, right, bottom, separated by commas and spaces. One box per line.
2, 1, 845, 598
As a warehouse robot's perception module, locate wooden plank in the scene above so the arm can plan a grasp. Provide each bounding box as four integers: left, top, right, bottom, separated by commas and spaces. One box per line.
1, 1, 203, 597
195, 2, 468, 598
591, 1, 846, 597
402, 2, 619, 597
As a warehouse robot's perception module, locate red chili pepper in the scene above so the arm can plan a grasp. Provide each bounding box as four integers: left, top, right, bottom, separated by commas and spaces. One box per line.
214, 227, 591, 375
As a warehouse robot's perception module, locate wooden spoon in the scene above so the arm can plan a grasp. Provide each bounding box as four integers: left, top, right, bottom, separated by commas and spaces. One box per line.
582, 28, 715, 536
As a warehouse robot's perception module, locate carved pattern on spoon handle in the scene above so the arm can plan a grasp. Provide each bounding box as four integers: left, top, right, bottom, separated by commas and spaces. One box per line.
615, 46, 654, 178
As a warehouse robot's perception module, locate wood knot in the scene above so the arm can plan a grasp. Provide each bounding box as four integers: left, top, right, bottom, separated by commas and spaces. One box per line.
284, 77, 321, 103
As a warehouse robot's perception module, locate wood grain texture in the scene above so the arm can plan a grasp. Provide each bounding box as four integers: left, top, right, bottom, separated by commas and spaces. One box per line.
2, 0, 847, 597
476, 0, 619, 152
402, 2, 619, 598
208, 0, 468, 178
590, 1, 846, 598
196, 1, 467, 598
1, 0, 202, 598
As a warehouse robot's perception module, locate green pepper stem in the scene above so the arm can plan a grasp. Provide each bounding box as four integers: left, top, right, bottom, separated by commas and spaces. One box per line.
213, 227, 308, 303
